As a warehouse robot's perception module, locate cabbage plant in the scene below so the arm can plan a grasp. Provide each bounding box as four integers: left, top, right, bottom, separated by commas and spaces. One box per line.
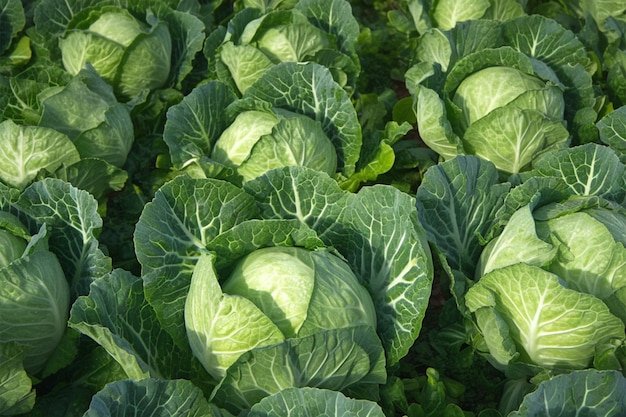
33, 0, 205, 104
59, 8, 171, 101
67, 166, 433, 414
406, 15, 599, 175
0, 212, 69, 375
466, 262, 625, 372
38, 66, 134, 168
477, 196, 626, 325
205, 0, 360, 95
0, 67, 129, 199
163, 62, 363, 184
0, 177, 114, 414
415, 150, 626, 393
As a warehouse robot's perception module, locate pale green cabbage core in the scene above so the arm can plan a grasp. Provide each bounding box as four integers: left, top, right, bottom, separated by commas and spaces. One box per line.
211, 111, 279, 167
453, 66, 546, 130
222, 246, 315, 338
88, 12, 145, 47
222, 246, 377, 339
237, 115, 338, 182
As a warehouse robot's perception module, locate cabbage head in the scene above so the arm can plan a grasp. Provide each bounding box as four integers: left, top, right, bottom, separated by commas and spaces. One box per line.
211, 110, 338, 182
59, 8, 172, 101
478, 197, 626, 321
0, 212, 70, 375
185, 247, 377, 379
38, 67, 134, 167
406, 15, 598, 175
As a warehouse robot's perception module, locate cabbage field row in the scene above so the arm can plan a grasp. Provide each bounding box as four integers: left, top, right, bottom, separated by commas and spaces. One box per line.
1, 0, 626, 415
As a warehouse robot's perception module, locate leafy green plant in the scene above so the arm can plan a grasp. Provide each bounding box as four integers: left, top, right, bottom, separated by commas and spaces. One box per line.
205, 0, 360, 95
0, 178, 111, 414
406, 15, 599, 174
2, 0, 626, 415
0, 212, 69, 375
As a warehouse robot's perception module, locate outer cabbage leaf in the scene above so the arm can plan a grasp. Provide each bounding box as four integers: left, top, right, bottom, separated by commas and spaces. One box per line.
219, 42, 274, 94
406, 0, 525, 34
510, 369, 626, 416
433, 0, 490, 30
12, 179, 111, 296
525, 143, 626, 204
466, 263, 625, 371
480, 175, 572, 246
0, 0, 25, 55
605, 46, 626, 109
163, 80, 238, 169
84, 378, 214, 417
33, 0, 108, 35
253, 15, 329, 63
69, 269, 212, 387
477, 204, 557, 277
538, 0, 626, 31
295, 0, 360, 60
416, 156, 510, 279
51, 158, 128, 201
212, 326, 386, 414
162, 9, 206, 91
0, 120, 80, 190
598, 106, 626, 163
247, 387, 385, 417
0, 343, 35, 415
408, 69, 463, 160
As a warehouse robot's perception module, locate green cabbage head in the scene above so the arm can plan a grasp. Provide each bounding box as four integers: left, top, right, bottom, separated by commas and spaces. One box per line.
0, 212, 70, 375
406, 16, 599, 175
445, 64, 568, 174
185, 247, 377, 379
59, 8, 172, 100
211, 110, 338, 182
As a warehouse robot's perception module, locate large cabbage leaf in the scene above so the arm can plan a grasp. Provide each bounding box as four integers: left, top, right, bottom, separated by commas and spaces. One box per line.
466, 263, 625, 371
83, 378, 214, 417
510, 369, 626, 416
247, 387, 385, 417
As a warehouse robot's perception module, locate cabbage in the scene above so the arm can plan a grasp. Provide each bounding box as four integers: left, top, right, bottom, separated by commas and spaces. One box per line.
185, 247, 377, 378
59, 9, 172, 100
0, 213, 69, 375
